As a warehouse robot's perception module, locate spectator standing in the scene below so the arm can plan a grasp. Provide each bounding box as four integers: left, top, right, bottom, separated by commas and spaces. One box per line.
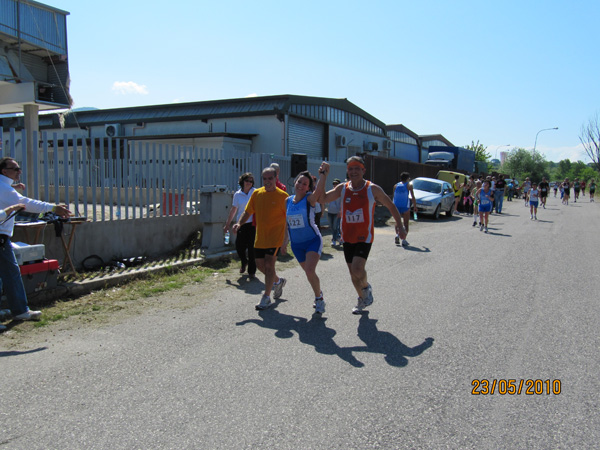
392, 172, 417, 247
452, 175, 462, 214
494, 175, 506, 213
506, 178, 514, 201
462, 178, 474, 218
270, 162, 287, 192
326, 178, 342, 246
322, 156, 407, 314
224, 172, 256, 278
0, 157, 72, 325
233, 167, 288, 310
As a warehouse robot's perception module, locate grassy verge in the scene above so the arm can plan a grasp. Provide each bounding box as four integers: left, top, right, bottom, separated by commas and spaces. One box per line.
32, 258, 235, 329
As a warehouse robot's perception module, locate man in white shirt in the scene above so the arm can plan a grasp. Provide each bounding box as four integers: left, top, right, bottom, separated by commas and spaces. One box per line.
0, 157, 71, 328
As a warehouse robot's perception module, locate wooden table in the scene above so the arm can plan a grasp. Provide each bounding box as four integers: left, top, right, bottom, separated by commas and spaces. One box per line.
58, 220, 88, 277
14, 221, 48, 245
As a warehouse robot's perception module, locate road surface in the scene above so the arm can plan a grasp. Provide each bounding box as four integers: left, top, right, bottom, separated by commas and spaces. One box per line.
2, 194, 599, 449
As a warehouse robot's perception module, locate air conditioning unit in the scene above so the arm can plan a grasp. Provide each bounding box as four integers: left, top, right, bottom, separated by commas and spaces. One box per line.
364, 142, 379, 152
104, 124, 122, 137
335, 135, 347, 147
384, 140, 392, 151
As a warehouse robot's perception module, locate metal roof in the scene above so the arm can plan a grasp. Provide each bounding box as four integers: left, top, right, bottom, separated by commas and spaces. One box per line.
30, 94, 387, 130
387, 124, 419, 140
418, 134, 454, 147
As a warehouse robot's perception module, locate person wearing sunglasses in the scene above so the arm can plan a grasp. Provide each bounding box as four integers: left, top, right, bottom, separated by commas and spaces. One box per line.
0, 157, 72, 325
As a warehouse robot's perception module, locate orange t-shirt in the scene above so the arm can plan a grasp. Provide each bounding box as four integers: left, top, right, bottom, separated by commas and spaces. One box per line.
244, 187, 289, 249
340, 180, 376, 243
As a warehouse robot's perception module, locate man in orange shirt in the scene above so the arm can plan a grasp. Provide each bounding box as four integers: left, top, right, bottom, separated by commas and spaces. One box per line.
322, 156, 407, 314
234, 167, 288, 310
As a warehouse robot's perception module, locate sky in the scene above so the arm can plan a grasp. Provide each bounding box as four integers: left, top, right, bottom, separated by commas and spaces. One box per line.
43, 0, 600, 164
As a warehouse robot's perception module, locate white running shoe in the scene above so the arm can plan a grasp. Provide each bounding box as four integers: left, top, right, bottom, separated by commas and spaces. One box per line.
314, 298, 325, 314
255, 295, 272, 310
272, 278, 286, 300
480, 224, 484, 231
362, 283, 374, 306
484, 227, 488, 233
352, 297, 367, 314
401, 239, 409, 247
14, 310, 42, 321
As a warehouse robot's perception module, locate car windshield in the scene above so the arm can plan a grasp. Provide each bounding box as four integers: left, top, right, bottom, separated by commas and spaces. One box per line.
412, 179, 442, 194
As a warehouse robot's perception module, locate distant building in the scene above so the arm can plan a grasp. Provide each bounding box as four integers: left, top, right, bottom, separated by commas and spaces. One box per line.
0, 0, 71, 113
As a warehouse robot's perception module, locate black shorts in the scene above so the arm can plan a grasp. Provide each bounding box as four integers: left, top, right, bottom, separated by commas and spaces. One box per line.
342, 242, 372, 264
254, 247, 279, 259
540, 191, 547, 198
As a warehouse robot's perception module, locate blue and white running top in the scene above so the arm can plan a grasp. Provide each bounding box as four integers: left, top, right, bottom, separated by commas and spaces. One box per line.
286, 193, 321, 243
393, 182, 410, 213
479, 189, 493, 207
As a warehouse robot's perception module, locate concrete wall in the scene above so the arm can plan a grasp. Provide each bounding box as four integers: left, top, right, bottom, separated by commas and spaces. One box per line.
13, 214, 203, 270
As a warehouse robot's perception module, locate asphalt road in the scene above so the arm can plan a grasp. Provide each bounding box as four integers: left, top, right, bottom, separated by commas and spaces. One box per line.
2, 194, 599, 450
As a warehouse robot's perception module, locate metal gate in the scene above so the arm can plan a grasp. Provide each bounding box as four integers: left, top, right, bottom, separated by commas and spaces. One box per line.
288, 116, 324, 159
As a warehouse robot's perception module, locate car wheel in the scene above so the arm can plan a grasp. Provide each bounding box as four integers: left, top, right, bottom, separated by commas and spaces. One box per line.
433, 205, 441, 220
446, 202, 454, 217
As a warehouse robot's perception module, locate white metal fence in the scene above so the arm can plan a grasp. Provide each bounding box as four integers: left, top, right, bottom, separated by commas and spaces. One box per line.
1, 128, 347, 222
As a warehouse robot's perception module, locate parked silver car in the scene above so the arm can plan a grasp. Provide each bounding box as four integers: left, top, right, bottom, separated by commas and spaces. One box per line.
410, 177, 455, 219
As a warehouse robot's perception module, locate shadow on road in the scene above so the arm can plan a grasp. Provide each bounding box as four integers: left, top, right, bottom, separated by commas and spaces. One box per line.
226, 276, 265, 295
236, 308, 365, 367
401, 245, 431, 253
236, 309, 435, 368
0, 347, 48, 358
348, 313, 434, 367
484, 227, 512, 237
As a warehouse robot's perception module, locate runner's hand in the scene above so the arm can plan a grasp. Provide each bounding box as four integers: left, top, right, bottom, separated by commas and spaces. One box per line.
319, 162, 330, 175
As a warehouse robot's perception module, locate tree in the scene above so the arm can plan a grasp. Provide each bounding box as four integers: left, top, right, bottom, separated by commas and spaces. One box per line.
579, 113, 600, 172
465, 140, 491, 162
502, 148, 549, 181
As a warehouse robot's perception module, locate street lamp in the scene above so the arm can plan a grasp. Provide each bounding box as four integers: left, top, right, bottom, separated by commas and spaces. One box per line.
494, 144, 511, 160
533, 127, 558, 152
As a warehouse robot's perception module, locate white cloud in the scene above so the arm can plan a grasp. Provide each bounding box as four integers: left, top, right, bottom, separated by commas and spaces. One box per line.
245, 93, 258, 98
538, 143, 590, 163
112, 81, 149, 95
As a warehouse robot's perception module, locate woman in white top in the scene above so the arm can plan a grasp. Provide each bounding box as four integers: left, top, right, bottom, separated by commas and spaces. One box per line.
224, 173, 256, 277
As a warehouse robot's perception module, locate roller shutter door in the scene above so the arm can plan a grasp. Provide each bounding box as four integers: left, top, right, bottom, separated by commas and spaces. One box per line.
288, 116, 324, 159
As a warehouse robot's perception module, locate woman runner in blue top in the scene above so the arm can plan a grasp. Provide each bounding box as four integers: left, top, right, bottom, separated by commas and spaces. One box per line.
477, 180, 494, 233
286, 162, 330, 314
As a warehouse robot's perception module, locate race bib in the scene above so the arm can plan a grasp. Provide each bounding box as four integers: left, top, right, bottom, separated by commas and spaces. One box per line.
345, 208, 365, 223
287, 214, 305, 229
